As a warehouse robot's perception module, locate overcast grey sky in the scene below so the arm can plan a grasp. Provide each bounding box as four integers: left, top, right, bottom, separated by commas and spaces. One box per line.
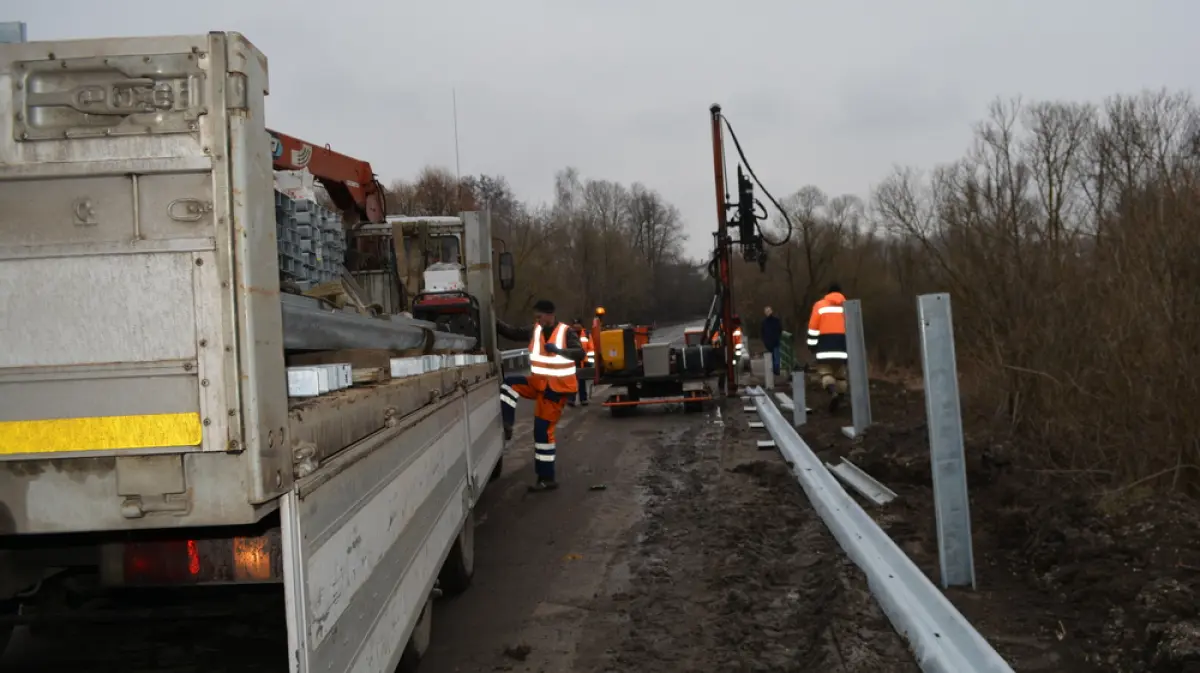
13, 1, 1199, 258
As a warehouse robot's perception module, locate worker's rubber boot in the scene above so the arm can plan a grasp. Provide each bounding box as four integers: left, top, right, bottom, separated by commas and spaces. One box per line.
528, 479, 559, 493
503, 425, 513, 441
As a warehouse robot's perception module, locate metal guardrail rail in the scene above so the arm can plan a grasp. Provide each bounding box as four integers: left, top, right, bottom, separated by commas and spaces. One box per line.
499, 348, 529, 373
824, 458, 898, 506
746, 387, 1014, 673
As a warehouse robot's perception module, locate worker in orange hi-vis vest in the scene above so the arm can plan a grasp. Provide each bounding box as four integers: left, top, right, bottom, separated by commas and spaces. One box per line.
711, 314, 745, 366
567, 318, 593, 408
806, 283, 849, 412
496, 299, 583, 492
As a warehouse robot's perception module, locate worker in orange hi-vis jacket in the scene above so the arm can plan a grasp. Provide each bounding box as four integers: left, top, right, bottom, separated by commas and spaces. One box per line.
496, 300, 583, 492
806, 283, 849, 412
711, 314, 745, 367
567, 318, 593, 408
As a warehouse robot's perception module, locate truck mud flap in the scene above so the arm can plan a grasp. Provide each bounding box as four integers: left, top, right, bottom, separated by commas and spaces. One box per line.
279, 398, 472, 673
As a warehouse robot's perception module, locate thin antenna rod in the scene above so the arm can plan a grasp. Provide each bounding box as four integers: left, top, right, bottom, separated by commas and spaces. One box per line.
453, 88, 462, 212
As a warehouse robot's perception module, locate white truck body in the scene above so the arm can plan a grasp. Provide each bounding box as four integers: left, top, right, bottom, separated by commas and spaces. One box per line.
0, 32, 505, 672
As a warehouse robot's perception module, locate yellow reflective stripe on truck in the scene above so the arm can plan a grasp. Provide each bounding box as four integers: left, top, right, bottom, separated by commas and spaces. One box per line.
0, 413, 204, 454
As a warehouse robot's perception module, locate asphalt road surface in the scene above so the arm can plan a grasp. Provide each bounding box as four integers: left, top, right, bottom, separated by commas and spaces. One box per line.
649, 322, 693, 345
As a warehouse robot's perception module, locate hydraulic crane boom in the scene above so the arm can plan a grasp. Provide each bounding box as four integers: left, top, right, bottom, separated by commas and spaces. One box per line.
267, 129, 388, 224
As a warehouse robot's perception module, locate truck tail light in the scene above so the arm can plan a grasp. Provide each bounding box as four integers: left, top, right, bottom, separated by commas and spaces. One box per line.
119, 531, 282, 586
232, 535, 273, 581
124, 539, 200, 584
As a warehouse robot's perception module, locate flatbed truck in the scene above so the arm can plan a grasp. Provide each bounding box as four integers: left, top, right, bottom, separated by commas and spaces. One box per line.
0, 31, 511, 672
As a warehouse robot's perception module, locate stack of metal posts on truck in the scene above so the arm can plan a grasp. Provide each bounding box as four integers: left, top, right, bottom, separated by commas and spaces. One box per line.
0, 31, 516, 672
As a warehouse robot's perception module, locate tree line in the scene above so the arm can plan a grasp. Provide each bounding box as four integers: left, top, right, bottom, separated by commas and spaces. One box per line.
739, 88, 1200, 491
386, 87, 1199, 491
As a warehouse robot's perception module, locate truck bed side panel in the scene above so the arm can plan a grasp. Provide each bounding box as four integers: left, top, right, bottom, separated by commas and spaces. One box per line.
466, 380, 503, 496
281, 391, 472, 673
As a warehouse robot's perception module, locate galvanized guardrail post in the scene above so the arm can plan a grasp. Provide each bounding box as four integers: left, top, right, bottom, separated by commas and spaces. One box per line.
917, 293, 976, 589
841, 299, 872, 439
780, 330, 795, 373
791, 370, 805, 427
763, 354, 774, 390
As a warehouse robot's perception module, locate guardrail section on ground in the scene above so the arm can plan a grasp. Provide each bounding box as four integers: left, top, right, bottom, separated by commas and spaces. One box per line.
746, 387, 1013, 673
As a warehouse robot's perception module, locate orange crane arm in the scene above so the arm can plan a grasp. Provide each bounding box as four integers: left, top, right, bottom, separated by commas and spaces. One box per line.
268, 129, 387, 224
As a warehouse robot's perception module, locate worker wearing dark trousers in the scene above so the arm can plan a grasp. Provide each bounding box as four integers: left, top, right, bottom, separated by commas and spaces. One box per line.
497, 300, 583, 492
568, 319, 590, 407
576, 379, 589, 405
761, 306, 783, 377
807, 283, 849, 411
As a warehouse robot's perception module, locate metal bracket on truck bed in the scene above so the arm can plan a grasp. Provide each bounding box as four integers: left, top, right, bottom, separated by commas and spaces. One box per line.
116, 454, 192, 518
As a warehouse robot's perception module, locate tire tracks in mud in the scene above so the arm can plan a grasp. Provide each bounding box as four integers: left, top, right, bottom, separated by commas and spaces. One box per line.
594, 407, 918, 673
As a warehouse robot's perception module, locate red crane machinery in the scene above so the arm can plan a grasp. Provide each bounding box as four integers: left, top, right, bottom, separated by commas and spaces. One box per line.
267, 128, 387, 225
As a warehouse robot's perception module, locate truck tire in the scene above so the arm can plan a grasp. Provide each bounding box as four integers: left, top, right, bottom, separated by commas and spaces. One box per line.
437, 510, 476, 596
489, 456, 504, 483
397, 596, 433, 672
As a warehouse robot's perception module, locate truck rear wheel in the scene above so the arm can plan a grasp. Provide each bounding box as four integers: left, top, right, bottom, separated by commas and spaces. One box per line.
438, 510, 476, 596
397, 596, 433, 672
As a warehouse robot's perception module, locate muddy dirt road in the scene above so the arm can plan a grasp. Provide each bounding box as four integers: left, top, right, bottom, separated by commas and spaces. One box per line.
799, 376, 1200, 673
422, 396, 917, 672
2, 393, 919, 672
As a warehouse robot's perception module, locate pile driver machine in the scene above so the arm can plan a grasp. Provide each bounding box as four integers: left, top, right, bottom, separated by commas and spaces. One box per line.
705, 103, 795, 396
588, 104, 794, 415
